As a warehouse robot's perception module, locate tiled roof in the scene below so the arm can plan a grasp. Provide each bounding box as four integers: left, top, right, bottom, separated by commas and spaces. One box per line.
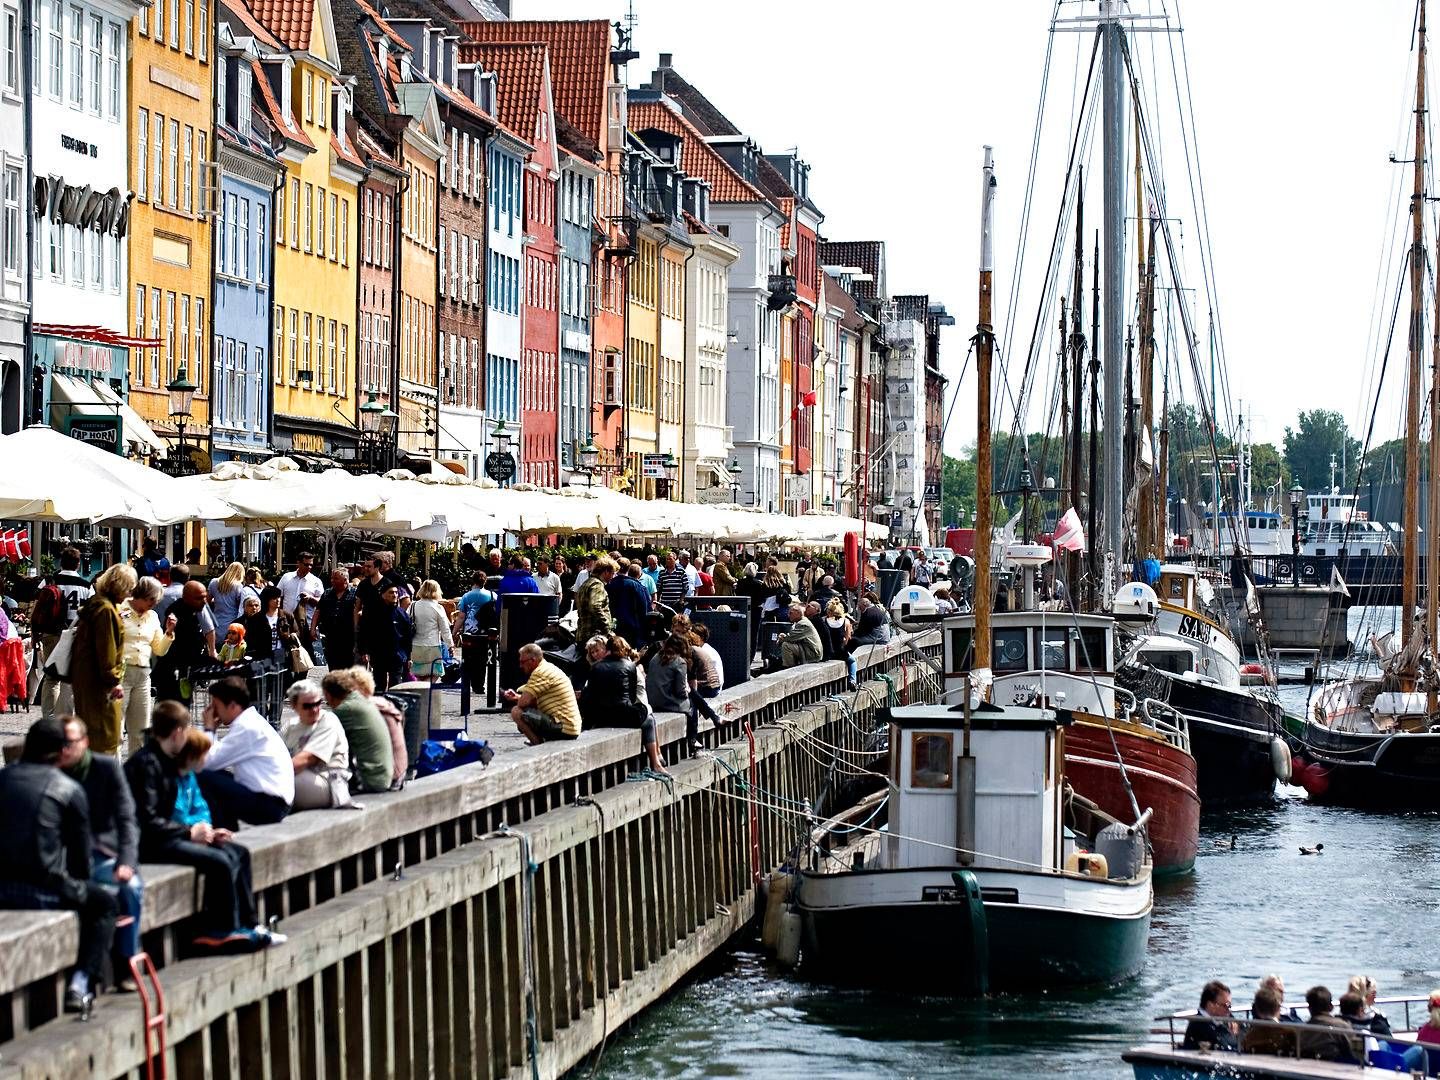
555, 112, 599, 163
462, 41, 545, 142
458, 20, 609, 148
643, 61, 741, 138
823, 270, 863, 330
219, 0, 285, 50
819, 240, 885, 302
252, 57, 314, 149
627, 100, 768, 205
243, 0, 315, 51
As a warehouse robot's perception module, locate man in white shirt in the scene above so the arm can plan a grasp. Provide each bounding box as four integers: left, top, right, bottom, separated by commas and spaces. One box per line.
277, 552, 325, 644
533, 556, 562, 597
197, 677, 294, 830
677, 550, 700, 595
692, 623, 725, 695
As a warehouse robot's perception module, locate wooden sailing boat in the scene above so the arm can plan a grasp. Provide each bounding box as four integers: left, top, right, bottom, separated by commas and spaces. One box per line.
1293, 0, 1440, 807
794, 147, 1154, 993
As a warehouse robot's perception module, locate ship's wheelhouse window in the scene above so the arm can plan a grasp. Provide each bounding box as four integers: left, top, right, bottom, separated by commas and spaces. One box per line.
992, 628, 1029, 672
1160, 574, 1187, 601
1139, 648, 1192, 675
1035, 628, 1068, 670
948, 627, 973, 673
910, 732, 954, 790
1073, 627, 1110, 673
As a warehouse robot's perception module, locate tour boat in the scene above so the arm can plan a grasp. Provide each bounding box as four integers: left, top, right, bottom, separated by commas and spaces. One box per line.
796, 695, 1154, 992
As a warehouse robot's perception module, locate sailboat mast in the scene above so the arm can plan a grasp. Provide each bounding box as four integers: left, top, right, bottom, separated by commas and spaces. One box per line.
1404, 0, 1427, 653
975, 146, 997, 672
1429, 243, 1439, 707
1089, 233, 1101, 590
1101, 0, 1127, 572
1134, 110, 1156, 559
1070, 172, 1086, 600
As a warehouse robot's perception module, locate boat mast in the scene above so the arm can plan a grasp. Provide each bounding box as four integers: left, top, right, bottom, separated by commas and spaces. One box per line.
1101, 0, 1127, 573
1069, 172, 1087, 601
1404, 0, 1427, 656
1134, 112, 1158, 559
975, 146, 997, 673
1089, 233, 1101, 589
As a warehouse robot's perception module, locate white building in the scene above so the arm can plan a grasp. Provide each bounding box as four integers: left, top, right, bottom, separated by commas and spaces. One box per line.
883, 312, 929, 546
29, 0, 148, 453
480, 126, 528, 479
679, 176, 738, 502
0, 0, 25, 429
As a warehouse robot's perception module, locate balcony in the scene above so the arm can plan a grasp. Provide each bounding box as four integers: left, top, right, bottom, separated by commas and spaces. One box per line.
606, 215, 638, 258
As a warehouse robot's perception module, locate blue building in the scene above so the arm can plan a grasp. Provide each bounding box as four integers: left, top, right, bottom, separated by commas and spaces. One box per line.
556, 136, 598, 481
210, 24, 279, 462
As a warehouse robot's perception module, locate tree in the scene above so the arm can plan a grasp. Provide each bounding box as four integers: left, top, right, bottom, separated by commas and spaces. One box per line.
941, 453, 975, 527
1283, 410, 1362, 492
1247, 442, 1289, 504
1359, 437, 1419, 488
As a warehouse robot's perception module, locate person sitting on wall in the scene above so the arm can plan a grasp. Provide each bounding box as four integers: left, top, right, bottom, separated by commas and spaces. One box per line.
776, 602, 824, 671
196, 677, 294, 830
503, 643, 581, 745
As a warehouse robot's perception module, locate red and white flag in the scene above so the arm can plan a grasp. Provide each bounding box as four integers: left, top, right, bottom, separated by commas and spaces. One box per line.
1053, 507, 1086, 552
16, 529, 29, 559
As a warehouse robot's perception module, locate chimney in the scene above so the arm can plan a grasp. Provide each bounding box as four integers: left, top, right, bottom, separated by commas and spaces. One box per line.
658, 52, 672, 68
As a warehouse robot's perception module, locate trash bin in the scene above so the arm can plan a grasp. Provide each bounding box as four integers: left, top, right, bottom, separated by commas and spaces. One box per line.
692, 607, 751, 688
384, 680, 445, 778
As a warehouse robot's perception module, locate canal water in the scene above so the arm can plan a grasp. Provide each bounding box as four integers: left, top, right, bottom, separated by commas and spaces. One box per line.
592, 609, 1440, 1078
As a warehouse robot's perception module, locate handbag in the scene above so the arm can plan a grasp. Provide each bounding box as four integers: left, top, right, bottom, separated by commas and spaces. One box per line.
289, 644, 314, 674
42, 627, 76, 683
326, 768, 356, 808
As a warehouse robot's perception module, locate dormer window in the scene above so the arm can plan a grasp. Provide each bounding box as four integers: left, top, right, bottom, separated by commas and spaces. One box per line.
238, 63, 251, 137
400, 54, 411, 82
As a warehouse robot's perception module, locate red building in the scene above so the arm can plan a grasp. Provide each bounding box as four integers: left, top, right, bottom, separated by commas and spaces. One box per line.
470, 41, 560, 487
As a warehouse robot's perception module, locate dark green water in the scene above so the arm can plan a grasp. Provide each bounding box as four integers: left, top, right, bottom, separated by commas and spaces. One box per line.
591, 649, 1440, 1078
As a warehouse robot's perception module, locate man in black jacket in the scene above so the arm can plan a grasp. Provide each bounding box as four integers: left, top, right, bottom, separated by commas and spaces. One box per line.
0, 716, 118, 1012
60, 716, 143, 965
125, 701, 260, 940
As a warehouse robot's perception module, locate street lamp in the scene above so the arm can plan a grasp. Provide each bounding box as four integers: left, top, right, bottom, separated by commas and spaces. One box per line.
358, 386, 398, 471
728, 456, 742, 503
577, 433, 600, 488
492, 420, 512, 457
1289, 482, 1305, 577
658, 451, 678, 500
359, 386, 386, 436
163, 367, 198, 474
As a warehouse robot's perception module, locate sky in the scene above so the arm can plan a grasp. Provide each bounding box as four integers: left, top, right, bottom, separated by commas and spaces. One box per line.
524, 0, 1428, 461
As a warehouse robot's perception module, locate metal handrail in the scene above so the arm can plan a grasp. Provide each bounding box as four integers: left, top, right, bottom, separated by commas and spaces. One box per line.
1139, 698, 1192, 754
1154, 1011, 1431, 1066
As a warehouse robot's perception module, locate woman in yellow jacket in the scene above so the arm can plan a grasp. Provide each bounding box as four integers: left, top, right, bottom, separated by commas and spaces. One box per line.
72, 563, 135, 756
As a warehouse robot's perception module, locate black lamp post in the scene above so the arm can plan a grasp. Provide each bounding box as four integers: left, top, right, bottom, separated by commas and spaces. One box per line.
358, 386, 398, 472
577, 433, 600, 488
161, 367, 198, 475
1289, 482, 1305, 580
727, 456, 742, 503
657, 452, 678, 500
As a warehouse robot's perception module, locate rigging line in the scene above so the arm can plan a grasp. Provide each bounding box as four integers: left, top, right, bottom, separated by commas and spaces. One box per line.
998, 0, 1068, 397
995, 27, 1104, 459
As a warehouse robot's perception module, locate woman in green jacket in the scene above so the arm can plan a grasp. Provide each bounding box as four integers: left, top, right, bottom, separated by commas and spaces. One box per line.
72, 563, 136, 756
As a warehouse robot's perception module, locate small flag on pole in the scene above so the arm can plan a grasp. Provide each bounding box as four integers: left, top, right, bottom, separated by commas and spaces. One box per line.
1054, 507, 1086, 552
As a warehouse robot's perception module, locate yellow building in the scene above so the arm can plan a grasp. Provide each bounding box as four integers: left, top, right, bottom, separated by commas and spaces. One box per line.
625, 231, 658, 496
127, 0, 214, 462
240, 0, 362, 458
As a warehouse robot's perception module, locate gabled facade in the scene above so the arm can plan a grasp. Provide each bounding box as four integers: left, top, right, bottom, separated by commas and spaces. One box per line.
556, 131, 598, 481
481, 127, 526, 478
241, 0, 363, 461
680, 180, 738, 503
127, 0, 215, 455
211, 21, 282, 461
469, 40, 558, 487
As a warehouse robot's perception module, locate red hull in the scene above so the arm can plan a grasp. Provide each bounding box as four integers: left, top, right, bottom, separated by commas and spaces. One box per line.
1064, 720, 1200, 876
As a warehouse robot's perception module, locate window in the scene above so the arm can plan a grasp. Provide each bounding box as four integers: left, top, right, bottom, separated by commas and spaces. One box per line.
220, 191, 231, 272
193, 298, 204, 390
438, 226, 446, 298
167, 0, 176, 47
303, 70, 312, 123
133, 287, 146, 381
909, 733, 953, 790
85, 12, 97, 111
87, 225, 99, 286
179, 295, 190, 373
182, 125, 193, 212
289, 178, 299, 247
316, 186, 325, 257
136, 0, 144, 37
327, 318, 336, 392
149, 288, 161, 383
256, 204, 266, 281
316, 77, 325, 128
339, 324, 347, 396
288, 308, 297, 384
273, 305, 282, 385
328, 192, 336, 260
301, 313, 310, 384
183, 0, 191, 54
66, 4, 79, 104
1, 164, 17, 274
136, 107, 148, 199
47, 0, 59, 97
237, 197, 249, 279
339, 198, 347, 265
152, 112, 163, 203
167, 118, 179, 207
197, 0, 206, 60
164, 291, 176, 377
303, 183, 312, 251
105, 22, 117, 118
276, 183, 285, 246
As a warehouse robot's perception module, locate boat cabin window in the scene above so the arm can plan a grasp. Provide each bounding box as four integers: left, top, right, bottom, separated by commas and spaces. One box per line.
910, 732, 953, 789
1072, 627, 1110, 673
1159, 573, 1190, 604
1139, 648, 1192, 675
948, 627, 974, 673
1035, 628, 1068, 670
992, 628, 1030, 672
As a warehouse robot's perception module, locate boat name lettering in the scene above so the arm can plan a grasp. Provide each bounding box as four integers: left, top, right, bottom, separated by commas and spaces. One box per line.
1177, 614, 1208, 642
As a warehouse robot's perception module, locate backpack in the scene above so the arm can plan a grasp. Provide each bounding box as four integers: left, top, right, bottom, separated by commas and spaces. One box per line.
31, 584, 66, 636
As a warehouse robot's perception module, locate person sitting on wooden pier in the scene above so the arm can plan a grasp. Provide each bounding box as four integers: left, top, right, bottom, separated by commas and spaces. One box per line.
504, 643, 581, 746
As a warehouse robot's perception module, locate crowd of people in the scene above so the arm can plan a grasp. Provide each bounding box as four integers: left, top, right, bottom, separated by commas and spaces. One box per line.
1181, 975, 1440, 1070
0, 536, 908, 1010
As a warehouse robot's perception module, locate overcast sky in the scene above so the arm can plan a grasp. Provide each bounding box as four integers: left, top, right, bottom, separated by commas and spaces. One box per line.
526, 0, 1426, 463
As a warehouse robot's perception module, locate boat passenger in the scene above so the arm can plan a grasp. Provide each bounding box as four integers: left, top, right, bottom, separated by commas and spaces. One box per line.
1259, 974, 1303, 1022
1414, 991, 1440, 1075
1297, 986, 1361, 1063
1240, 987, 1292, 1056
1181, 980, 1239, 1052
1345, 975, 1391, 1035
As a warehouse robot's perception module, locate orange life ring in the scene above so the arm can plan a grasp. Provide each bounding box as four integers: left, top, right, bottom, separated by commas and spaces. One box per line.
843, 531, 862, 590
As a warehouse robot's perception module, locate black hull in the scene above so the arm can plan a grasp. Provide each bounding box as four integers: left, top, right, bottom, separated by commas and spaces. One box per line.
801, 900, 1150, 992
1118, 666, 1280, 808
1293, 723, 1440, 809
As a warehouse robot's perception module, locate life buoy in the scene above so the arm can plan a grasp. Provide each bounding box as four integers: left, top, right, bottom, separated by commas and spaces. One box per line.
843, 531, 862, 590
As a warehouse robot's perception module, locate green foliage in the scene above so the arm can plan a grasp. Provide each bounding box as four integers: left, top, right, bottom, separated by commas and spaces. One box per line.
1283, 409, 1362, 492
1247, 442, 1289, 501
1359, 437, 1416, 487
941, 454, 975, 527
